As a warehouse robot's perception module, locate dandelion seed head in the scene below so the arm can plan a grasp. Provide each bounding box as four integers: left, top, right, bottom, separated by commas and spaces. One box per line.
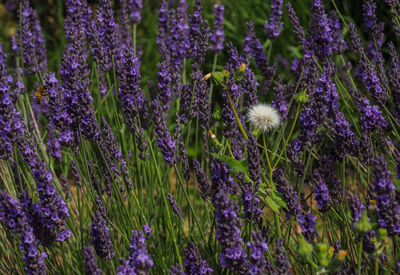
247, 103, 280, 132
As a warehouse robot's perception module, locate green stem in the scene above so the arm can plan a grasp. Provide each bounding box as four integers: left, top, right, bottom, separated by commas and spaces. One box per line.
226, 90, 248, 141
358, 236, 363, 275
273, 103, 301, 169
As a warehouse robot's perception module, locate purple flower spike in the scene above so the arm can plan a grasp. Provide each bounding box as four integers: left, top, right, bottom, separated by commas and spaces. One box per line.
12, 0, 47, 76
84, 246, 101, 275
264, 0, 283, 39
210, 4, 225, 52
183, 242, 213, 274
372, 156, 400, 236
273, 169, 301, 218
152, 99, 177, 166
167, 193, 182, 218
91, 211, 115, 259
117, 229, 153, 274
0, 191, 47, 275
247, 231, 270, 274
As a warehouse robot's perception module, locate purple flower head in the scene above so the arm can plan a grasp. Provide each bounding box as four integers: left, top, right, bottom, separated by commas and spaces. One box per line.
91, 211, 115, 259
191, 64, 211, 130
188, 0, 210, 63
212, 189, 248, 273
318, 149, 344, 203
331, 110, 359, 158
152, 99, 177, 166
167, 193, 182, 218
276, 238, 290, 274
328, 11, 347, 54
175, 117, 190, 181
272, 79, 288, 120
355, 97, 388, 131
241, 68, 259, 109
157, 60, 173, 108
298, 212, 317, 242
95, 0, 120, 68
169, 0, 190, 72
169, 264, 184, 275
372, 156, 400, 235
129, 0, 143, 24
264, 0, 283, 39
348, 194, 365, 225
12, 0, 47, 76
210, 4, 225, 52
65, 0, 92, 43
388, 42, 400, 116
243, 22, 276, 96
273, 169, 301, 218
84, 246, 101, 275
118, 229, 153, 274
0, 44, 24, 160
0, 191, 47, 275
193, 159, 210, 201
183, 242, 213, 274
247, 133, 261, 185
211, 159, 237, 195
313, 169, 330, 212
308, 0, 333, 60
286, 2, 306, 46
360, 56, 388, 105
247, 231, 269, 274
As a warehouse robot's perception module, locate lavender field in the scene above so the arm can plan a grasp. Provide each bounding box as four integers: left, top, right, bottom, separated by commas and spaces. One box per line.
1, 0, 400, 274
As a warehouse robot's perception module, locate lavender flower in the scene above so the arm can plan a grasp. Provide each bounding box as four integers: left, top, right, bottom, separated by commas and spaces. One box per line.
313, 169, 330, 212
192, 64, 211, 130
348, 23, 364, 56
175, 116, 190, 181
348, 194, 365, 224
168, 264, 184, 275
212, 189, 248, 273
272, 80, 288, 120
360, 56, 388, 105
157, 0, 170, 59
167, 193, 182, 218
275, 238, 290, 274
354, 97, 388, 131
12, 0, 47, 76
244, 22, 276, 95
84, 246, 101, 275
183, 242, 213, 274
0, 191, 47, 275
64, 0, 92, 43
371, 156, 400, 235
0, 44, 24, 160
389, 42, 400, 115
318, 149, 344, 203
128, 0, 143, 24
298, 212, 317, 242
309, 0, 333, 61
273, 169, 301, 218
117, 229, 153, 274
210, 4, 225, 52
247, 231, 269, 274
328, 11, 347, 54
188, 0, 210, 63
169, 0, 190, 76
193, 159, 210, 201
152, 99, 177, 166
95, 0, 120, 69
331, 110, 359, 158
247, 133, 261, 184
285, 3, 306, 46
264, 0, 283, 39
91, 211, 115, 259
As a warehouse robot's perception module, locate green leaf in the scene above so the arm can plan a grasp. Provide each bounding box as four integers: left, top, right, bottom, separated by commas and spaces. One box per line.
265, 195, 281, 213
272, 191, 288, 210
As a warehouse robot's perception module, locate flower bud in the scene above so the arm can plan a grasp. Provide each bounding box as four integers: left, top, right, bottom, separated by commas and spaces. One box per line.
297, 236, 313, 260
328, 250, 347, 273
234, 63, 246, 82
295, 88, 309, 104
377, 228, 387, 242
354, 210, 372, 234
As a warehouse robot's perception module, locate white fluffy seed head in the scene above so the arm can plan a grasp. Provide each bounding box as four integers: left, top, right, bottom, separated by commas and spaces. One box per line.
247, 103, 281, 132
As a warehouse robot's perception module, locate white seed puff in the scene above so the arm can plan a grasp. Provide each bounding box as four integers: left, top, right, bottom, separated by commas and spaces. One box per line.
247, 103, 281, 132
